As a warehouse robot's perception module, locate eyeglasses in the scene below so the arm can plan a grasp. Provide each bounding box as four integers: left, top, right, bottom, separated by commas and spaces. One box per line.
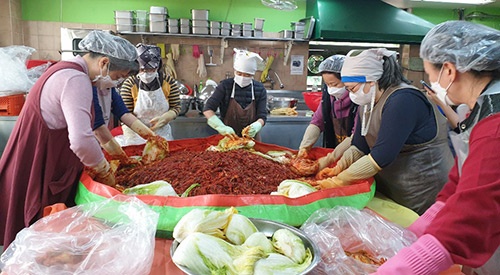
345, 83, 361, 93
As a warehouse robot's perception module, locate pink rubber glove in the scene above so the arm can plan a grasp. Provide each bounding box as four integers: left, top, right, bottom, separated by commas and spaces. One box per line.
408, 201, 445, 237
372, 234, 453, 275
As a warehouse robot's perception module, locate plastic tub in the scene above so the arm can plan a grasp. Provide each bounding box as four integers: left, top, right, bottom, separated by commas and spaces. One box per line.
302, 91, 322, 112
191, 20, 209, 27
116, 24, 134, 32
0, 93, 26, 116
191, 9, 209, 20
150, 21, 166, 33
150, 6, 167, 14
114, 10, 133, 18
254, 18, 265, 30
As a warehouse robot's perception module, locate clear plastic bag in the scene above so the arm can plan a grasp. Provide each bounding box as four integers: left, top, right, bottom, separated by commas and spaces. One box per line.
300, 206, 417, 275
0, 195, 159, 275
0, 46, 36, 94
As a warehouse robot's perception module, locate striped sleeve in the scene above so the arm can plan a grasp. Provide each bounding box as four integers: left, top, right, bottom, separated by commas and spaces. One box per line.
165, 75, 181, 115
119, 75, 136, 111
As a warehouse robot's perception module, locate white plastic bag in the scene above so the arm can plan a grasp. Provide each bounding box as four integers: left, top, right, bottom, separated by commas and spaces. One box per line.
0, 195, 159, 275
0, 46, 36, 94
300, 206, 417, 275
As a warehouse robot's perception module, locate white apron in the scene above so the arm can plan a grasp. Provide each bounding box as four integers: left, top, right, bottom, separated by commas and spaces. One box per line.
120, 80, 173, 146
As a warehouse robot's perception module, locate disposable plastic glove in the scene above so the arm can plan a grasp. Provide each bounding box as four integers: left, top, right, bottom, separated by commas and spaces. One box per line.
130, 119, 155, 139
371, 234, 453, 275
246, 121, 262, 138
207, 115, 237, 137
150, 110, 176, 131
90, 159, 116, 187
299, 124, 321, 152
408, 201, 445, 237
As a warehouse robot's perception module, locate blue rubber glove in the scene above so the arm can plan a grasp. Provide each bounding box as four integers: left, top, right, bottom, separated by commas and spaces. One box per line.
207, 115, 236, 136
247, 121, 262, 137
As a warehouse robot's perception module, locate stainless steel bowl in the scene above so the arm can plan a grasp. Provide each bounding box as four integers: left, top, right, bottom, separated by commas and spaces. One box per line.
170, 218, 320, 274
179, 95, 194, 116
268, 97, 299, 110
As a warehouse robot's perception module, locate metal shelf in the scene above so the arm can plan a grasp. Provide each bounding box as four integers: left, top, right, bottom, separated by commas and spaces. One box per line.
117, 31, 308, 42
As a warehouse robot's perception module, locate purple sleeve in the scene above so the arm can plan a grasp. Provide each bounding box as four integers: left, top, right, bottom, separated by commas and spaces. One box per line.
310, 105, 325, 131
60, 75, 104, 167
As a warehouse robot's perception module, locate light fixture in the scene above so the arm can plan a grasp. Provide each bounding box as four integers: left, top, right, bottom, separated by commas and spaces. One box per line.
410, 0, 495, 4
261, 0, 298, 11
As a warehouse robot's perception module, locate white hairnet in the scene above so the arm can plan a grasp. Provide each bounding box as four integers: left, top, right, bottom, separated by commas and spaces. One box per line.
318, 54, 345, 73
233, 48, 263, 75
79, 30, 138, 62
420, 20, 500, 73
341, 48, 397, 83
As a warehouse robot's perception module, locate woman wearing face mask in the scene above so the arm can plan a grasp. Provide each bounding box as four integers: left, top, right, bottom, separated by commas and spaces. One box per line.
203, 49, 266, 140
118, 43, 181, 144
298, 55, 358, 162
316, 48, 454, 215
372, 20, 500, 275
0, 31, 139, 249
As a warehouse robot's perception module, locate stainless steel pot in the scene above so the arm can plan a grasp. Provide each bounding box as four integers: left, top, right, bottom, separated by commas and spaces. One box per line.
268, 96, 298, 110
179, 95, 194, 116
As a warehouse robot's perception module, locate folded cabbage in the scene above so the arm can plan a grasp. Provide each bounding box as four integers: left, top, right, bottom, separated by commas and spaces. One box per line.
225, 214, 258, 245
172, 232, 265, 275
271, 180, 317, 198
272, 228, 309, 264
142, 136, 169, 164
122, 180, 178, 196
253, 253, 313, 275
173, 208, 237, 242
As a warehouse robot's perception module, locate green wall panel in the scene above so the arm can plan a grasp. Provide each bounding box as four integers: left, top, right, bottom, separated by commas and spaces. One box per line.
21, 0, 307, 32
413, 7, 500, 30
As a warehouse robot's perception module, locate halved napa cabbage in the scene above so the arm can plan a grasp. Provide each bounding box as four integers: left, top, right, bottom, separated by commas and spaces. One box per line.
173, 207, 237, 242
122, 180, 178, 196
243, 232, 275, 253
172, 232, 265, 275
272, 228, 308, 264
225, 214, 258, 245
271, 180, 317, 198
253, 252, 313, 275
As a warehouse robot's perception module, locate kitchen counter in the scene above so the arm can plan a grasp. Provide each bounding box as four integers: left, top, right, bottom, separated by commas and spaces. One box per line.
171, 110, 322, 150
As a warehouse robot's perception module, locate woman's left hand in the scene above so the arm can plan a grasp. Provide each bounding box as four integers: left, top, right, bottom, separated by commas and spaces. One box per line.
150, 111, 176, 131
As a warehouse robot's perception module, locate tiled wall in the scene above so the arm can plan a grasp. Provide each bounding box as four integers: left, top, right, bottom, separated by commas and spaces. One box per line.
0, 0, 23, 46
20, 20, 309, 90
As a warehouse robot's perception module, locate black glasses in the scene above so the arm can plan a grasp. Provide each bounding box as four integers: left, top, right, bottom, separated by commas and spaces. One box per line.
345, 83, 361, 93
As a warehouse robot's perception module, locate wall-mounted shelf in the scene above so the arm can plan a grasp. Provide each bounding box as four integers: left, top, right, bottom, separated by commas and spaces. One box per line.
117, 31, 308, 65
117, 31, 309, 42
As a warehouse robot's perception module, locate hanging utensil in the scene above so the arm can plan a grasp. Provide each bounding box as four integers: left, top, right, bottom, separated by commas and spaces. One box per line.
274, 71, 285, 89
206, 46, 217, 66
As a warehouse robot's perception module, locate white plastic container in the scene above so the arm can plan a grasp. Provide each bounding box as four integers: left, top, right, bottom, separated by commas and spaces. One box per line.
221, 22, 231, 29
114, 10, 133, 18
291, 22, 306, 32
242, 29, 252, 37
279, 30, 293, 39
179, 18, 190, 26
210, 21, 220, 28
231, 29, 241, 36
253, 30, 263, 38
180, 25, 190, 34
135, 24, 148, 32
150, 6, 167, 14
115, 17, 133, 25
116, 24, 134, 32
135, 10, 148, 20
150, 21, 166, 32
191, 9, 209, 20
294, 31, 305, 39
242, 23, 252, 30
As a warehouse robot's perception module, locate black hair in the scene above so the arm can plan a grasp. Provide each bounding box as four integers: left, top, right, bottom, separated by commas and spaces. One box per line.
321, 71, 341, 80
378, 55, 411, 91
88, 52, 138, 74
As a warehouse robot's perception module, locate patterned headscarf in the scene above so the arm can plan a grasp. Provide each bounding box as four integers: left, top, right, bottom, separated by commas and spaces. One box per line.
136, 43, 161, 69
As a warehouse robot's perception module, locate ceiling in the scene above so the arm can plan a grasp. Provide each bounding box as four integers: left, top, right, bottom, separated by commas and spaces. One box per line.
382, 0, 500, 9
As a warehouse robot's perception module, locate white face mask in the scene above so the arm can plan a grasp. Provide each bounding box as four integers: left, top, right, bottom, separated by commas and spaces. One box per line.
327, 86, 346, 98
92, 64, 116, 90
349, 83, 375, 106
138, 71, 158, 84
430, 66, 456, 106
234, 74, 253, 88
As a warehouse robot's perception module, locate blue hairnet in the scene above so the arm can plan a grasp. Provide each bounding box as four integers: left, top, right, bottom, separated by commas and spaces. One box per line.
318, 55, 345, 73
420, 20, 500, 72
79, 30, 138, 62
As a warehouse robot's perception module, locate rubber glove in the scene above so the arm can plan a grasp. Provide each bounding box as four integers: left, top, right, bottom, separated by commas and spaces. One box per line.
334, 154, 381, 185
101, 138, 139, 165
207, 115, 236, 137
129, 119, 155, 139
150, 110, 177, 131
90, 159, 116, 187
299, 124, 321, 152
332, 136, 352, 162
318, 145, 364, 172
246, 121, 262, 138
315, 176, 349, 189
372, 234, 453, 275
408, 201, 445, 237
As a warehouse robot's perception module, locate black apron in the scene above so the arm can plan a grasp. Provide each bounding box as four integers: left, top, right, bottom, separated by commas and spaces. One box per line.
223, 82, 260, 141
